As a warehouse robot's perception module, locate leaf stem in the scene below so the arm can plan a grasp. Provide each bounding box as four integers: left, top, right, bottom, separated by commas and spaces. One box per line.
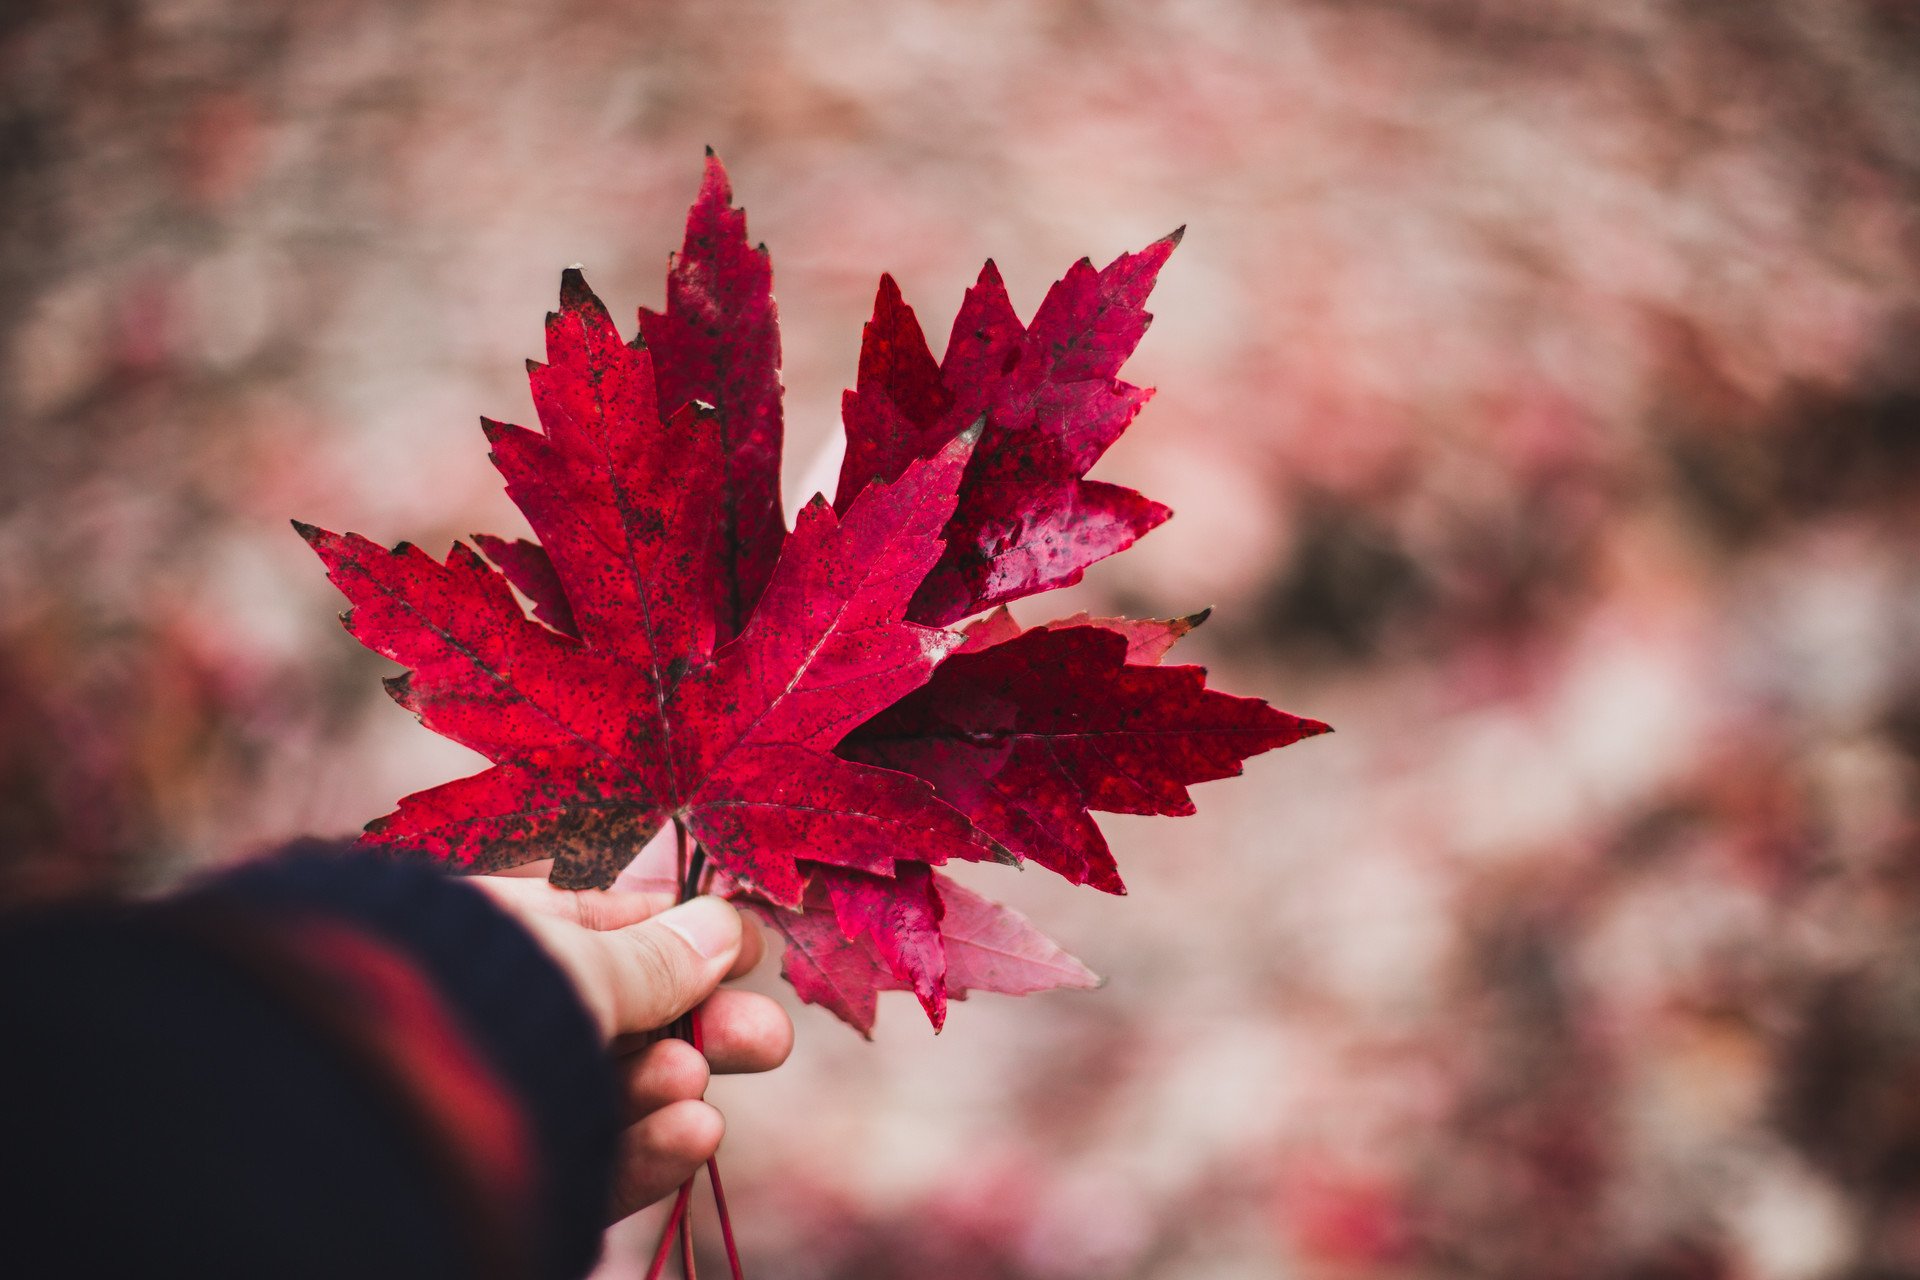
673, 816, 709, 904
674, 820, 689, 904
708, 1157, 744, 1280
644, 1182, 691, 1280
665, 816, 739, 1278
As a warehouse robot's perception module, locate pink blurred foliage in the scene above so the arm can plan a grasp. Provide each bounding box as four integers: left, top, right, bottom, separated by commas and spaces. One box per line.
6, 0, 1920, 1276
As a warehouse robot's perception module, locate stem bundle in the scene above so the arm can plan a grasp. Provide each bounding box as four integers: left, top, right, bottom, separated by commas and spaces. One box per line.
644, 819, 743, 1280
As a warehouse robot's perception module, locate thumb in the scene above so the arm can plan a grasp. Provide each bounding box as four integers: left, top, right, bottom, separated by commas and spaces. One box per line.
539, 896, 744, 1040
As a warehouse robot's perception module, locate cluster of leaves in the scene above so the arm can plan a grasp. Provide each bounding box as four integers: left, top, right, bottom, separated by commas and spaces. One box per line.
299, 156, 1327, 1034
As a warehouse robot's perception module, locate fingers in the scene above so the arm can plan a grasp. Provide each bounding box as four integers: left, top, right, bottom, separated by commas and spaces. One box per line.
473, 875, 766, 965
694, 989, 793, 1074
606, 1100, 724, 1223
524, 896, 745, 1039
603, 991, 794, 1221
725, 910, 765, 980
618, 1038, 709, 1123
609, 896, 743, 1031
611, 992, 792, 1120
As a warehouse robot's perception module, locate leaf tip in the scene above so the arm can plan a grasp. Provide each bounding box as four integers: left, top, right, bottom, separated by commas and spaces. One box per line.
1162, 225, 1187, 248
1184, 606, 1213, 628
558, 266, 594, 310
290, 519, 320, 542
698, 149, 734, 203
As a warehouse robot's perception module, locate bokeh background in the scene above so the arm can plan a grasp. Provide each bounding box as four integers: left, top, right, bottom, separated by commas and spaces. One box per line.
7, 1, 1920, 1276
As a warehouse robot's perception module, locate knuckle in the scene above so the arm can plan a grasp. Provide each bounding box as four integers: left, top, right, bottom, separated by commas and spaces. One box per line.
623, 928, 681, 986
573, 892, 606, 931
623, 925, 702, 1007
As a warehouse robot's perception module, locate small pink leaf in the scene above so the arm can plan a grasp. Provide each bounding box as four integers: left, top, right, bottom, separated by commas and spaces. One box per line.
741, 868, 1096, 1034
929, 872, 1098, 998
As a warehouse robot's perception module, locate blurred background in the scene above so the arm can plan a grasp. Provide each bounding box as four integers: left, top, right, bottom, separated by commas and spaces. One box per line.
5, 0, 1920, 1276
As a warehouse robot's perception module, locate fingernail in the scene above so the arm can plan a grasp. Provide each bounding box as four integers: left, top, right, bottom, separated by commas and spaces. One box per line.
655, 896, 739, 960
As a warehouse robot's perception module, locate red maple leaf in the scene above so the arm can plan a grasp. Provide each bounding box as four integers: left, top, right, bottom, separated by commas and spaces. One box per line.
833, 237, 1180, 626
300, 157, 1327, 1033
299, 276, 1000, 903
752, 866, 1099, 1036
838, 617, 1328, 895
635, 151, 786, 644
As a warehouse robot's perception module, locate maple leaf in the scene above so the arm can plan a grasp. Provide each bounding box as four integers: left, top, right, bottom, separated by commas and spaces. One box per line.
838, 621, 1330, 894
476, 155, 785, 649
300, 157, 1329, 1036
637, 150, 786, 643
298, 271, 1001, 902
745, 866, 1099, 1036
833, 237, 1180, 626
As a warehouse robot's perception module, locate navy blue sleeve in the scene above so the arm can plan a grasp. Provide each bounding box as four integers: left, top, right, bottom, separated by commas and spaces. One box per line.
0, 845, 619, 1280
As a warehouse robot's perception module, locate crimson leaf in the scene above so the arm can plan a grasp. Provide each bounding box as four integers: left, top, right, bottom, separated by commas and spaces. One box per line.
636, 150, 786, 643
300, 159, 1328, 1034
838, 624, 1329, 894
746, 866, 1099, 1037
833, 235, 1181, 626
299, 273, 998, 900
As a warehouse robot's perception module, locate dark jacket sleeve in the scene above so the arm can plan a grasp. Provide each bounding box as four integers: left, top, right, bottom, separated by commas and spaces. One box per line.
0, 844, 618, 1280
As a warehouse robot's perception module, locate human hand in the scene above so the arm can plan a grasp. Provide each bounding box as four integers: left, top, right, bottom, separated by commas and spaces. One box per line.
473, 869, 793, 1221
